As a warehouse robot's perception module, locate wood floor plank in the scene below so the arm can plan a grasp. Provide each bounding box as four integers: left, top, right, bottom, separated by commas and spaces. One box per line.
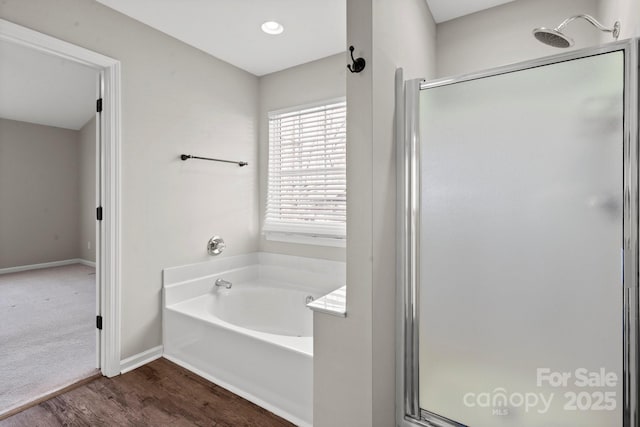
0, 372, 101, 421
0, 358, 295, 427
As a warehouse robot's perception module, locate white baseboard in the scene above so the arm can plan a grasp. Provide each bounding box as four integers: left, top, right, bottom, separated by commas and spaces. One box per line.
120, 345, 164, 374
0, 259, 89, 275
78, 259, 96, 268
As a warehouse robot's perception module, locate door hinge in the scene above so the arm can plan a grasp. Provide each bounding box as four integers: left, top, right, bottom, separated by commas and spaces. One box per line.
96, 98, 103, 113
97, 206, 103, 221
96, 315, 103, 330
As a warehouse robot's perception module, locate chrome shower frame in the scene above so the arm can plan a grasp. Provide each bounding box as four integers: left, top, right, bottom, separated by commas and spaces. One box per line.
396, 39, 640, 427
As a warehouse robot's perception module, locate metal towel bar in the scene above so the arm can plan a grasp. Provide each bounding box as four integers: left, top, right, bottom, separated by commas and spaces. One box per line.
180, 154, 248, 167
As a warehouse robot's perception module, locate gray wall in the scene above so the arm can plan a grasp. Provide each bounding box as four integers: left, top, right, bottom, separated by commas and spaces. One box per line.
0, 0, 259, 359
315, 0, 374, 424
258, 53, 346, 262
599, 0, 640, 40
0, 118, 80, 268
313, 0, 436, 425
371, 0, 436, 424
436, 0, 600, 78
79, 117, 95, 263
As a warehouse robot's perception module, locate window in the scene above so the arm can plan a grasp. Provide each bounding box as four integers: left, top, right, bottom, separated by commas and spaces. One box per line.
264, 98, 346, 246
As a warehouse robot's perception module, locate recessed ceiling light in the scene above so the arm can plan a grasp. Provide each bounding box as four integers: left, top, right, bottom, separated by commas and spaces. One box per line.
261, 21, 284, 35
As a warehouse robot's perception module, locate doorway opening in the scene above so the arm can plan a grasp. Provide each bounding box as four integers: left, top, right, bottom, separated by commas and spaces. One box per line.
0, 18, 121, 417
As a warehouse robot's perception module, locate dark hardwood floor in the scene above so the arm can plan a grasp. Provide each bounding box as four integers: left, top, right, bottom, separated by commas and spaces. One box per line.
0, 358, 295, 427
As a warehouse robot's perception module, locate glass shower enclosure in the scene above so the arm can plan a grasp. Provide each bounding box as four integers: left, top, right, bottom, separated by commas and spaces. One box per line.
398, 40, 639, 427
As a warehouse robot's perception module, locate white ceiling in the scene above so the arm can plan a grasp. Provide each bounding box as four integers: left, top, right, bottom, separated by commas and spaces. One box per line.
93, 0, 520, 76
95, 0, 347, 76
0, 0, 517, 131
426, 0, 517, 23
0, 39, 96, 130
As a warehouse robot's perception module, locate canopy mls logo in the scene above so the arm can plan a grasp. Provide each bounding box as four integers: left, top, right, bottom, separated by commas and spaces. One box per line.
463, 388, 553, 415
462, 368, 619, 416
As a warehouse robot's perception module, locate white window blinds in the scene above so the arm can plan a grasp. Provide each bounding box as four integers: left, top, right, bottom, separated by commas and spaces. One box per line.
265, 99, 347, 240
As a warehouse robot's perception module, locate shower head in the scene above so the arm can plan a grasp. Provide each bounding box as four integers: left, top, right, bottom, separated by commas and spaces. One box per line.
533, 14, 620, 48
533, 27, 574, 48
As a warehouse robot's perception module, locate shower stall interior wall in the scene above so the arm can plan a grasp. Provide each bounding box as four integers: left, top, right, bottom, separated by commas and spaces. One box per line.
398, 40, 639, 427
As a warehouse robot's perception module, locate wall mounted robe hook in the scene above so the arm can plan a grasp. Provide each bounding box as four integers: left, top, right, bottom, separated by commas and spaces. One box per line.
347, 46, 366, 73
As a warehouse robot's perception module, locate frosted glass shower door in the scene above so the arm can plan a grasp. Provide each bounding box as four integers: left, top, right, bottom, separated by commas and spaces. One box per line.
418, 51, 624, 427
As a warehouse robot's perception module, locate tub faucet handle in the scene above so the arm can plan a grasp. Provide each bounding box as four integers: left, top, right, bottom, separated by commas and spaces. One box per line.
215, 278, 232, 289
208, 236, 225, 256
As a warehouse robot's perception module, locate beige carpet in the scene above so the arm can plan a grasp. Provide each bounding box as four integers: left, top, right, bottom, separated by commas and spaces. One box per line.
0, 264, 97, 416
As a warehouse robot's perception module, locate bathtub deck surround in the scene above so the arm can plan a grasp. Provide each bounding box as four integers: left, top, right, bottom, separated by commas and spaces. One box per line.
162, 252, 346, 427
307, 285, 346, 317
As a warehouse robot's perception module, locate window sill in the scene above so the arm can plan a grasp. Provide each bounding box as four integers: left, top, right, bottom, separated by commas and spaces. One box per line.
264, 232, 346, 248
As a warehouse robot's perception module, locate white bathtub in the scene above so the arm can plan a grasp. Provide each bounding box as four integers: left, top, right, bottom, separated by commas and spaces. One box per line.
162, 252, 345, 427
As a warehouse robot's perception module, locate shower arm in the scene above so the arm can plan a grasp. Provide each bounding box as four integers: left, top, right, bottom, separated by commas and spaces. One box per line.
556, 14, 621, 38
